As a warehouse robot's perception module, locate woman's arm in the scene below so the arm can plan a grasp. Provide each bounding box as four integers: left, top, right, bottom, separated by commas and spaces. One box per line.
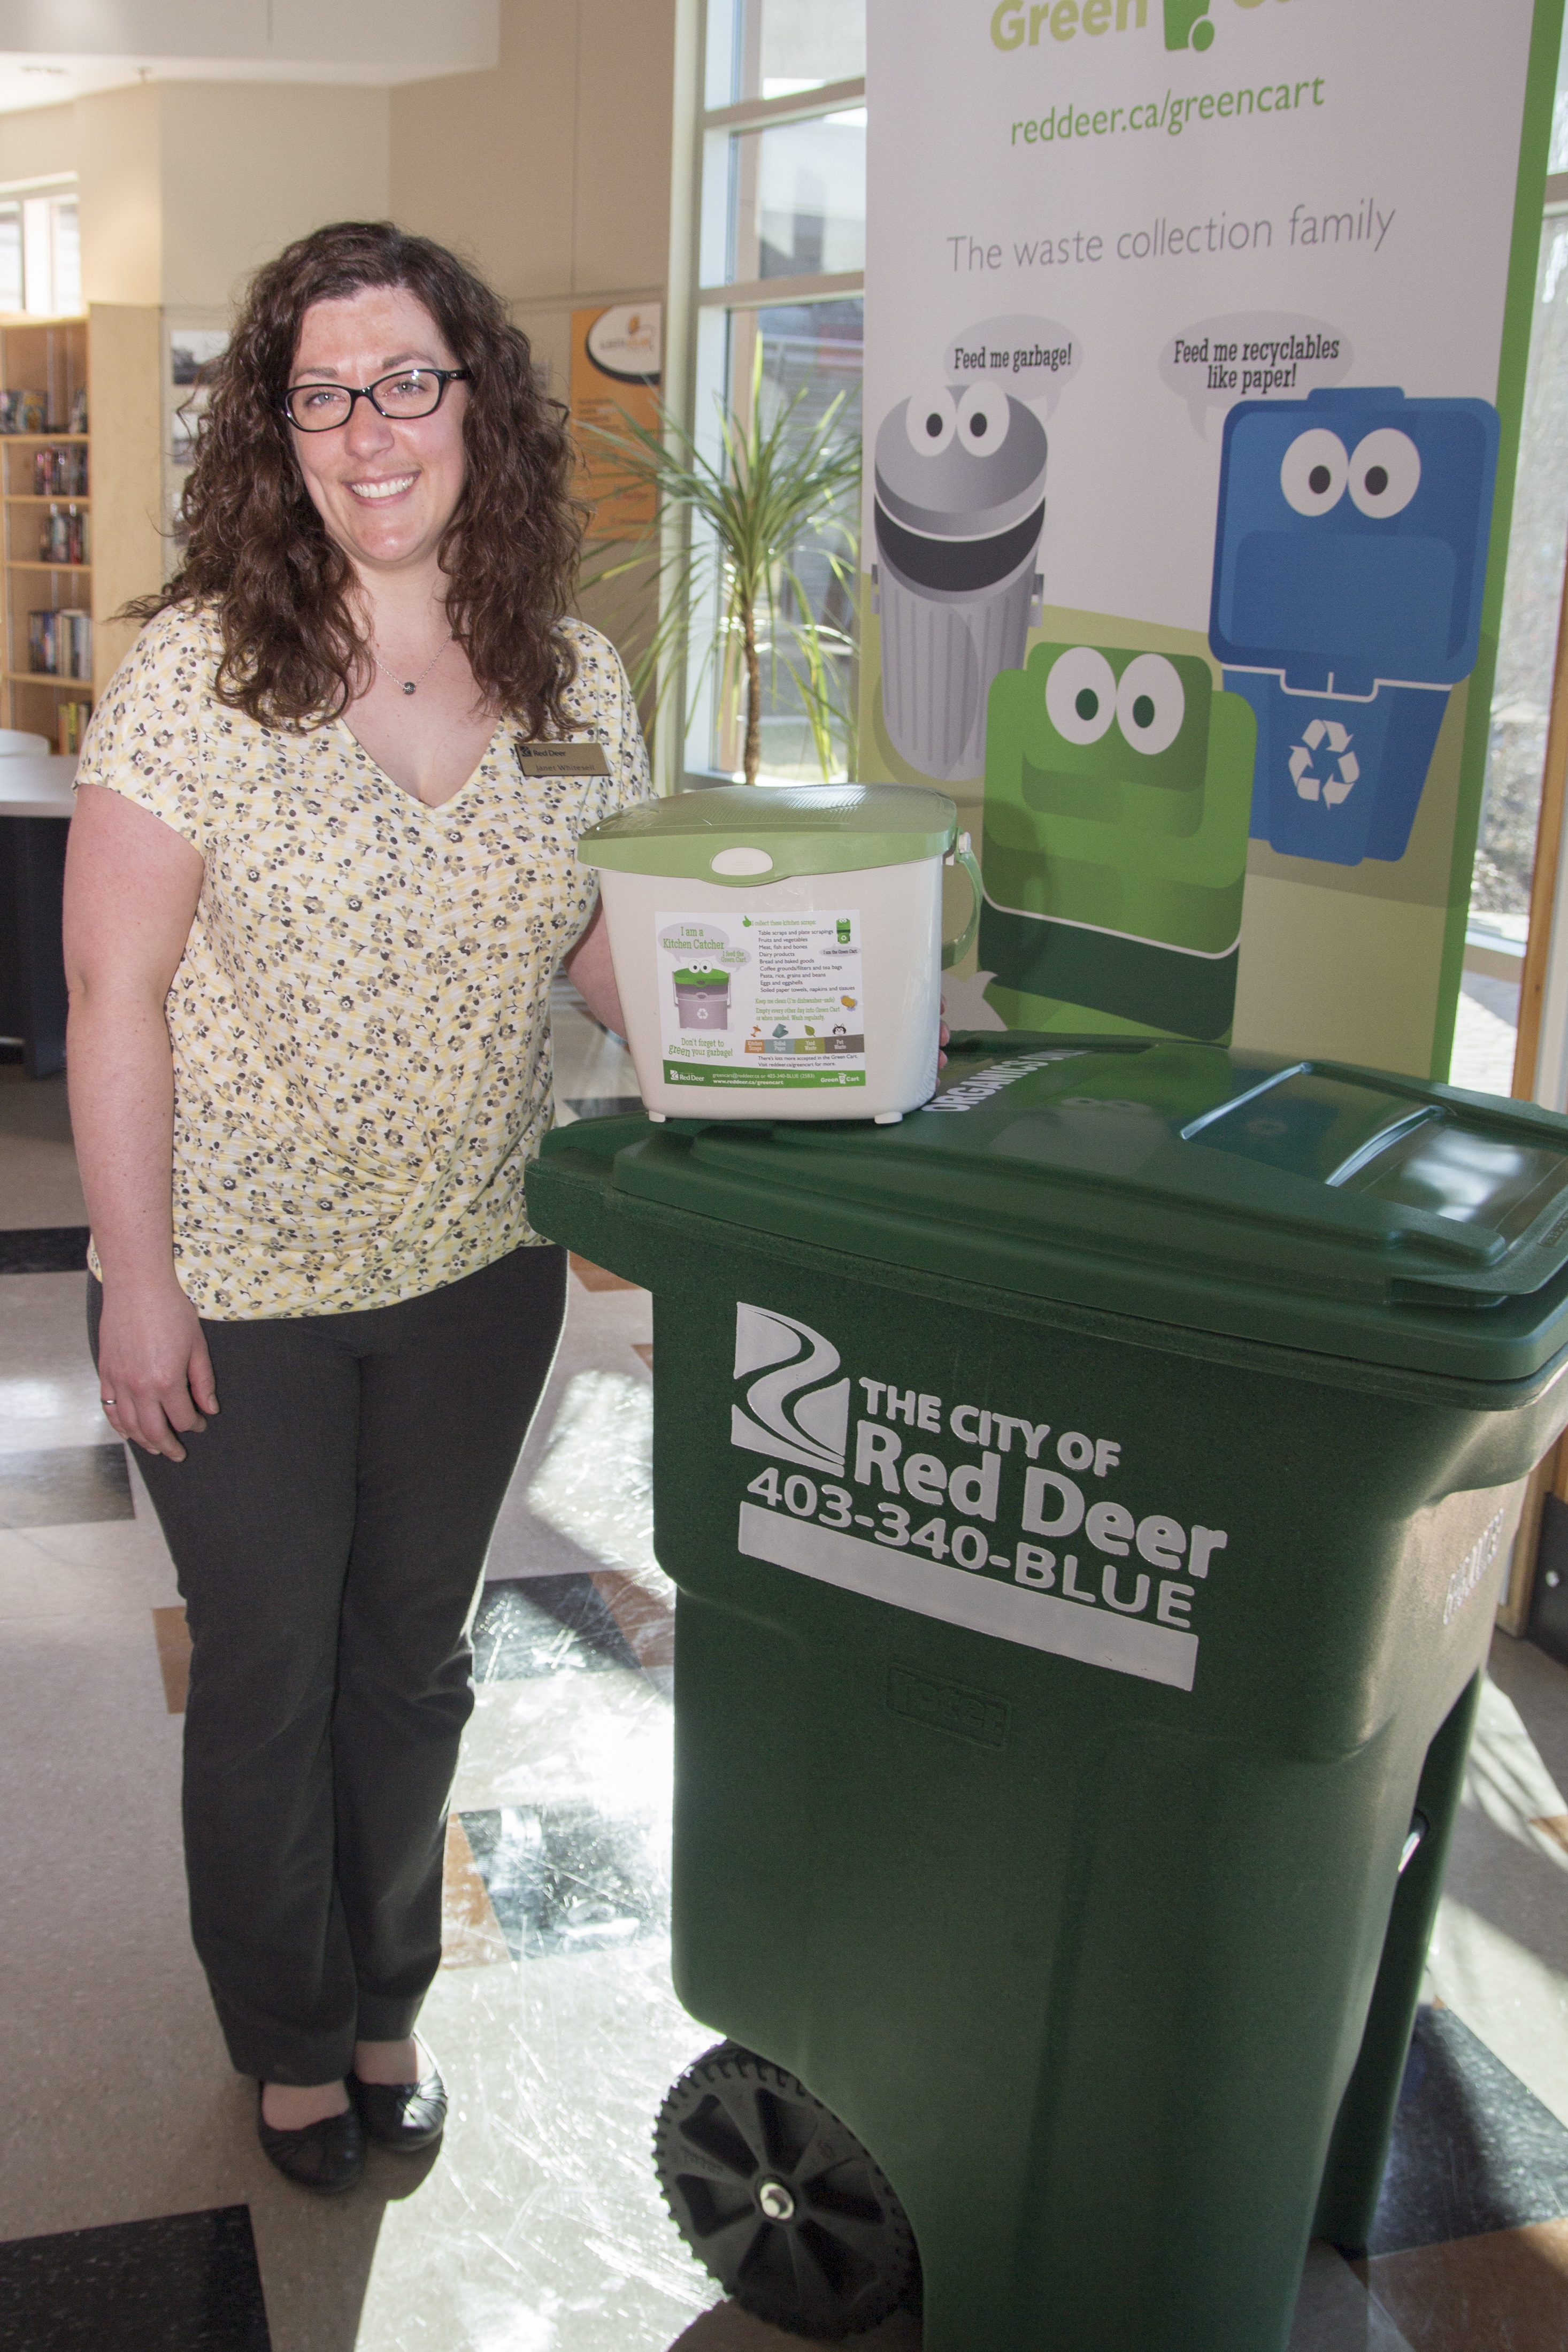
63, 783, 217, 1461
562, 898, 626, 1038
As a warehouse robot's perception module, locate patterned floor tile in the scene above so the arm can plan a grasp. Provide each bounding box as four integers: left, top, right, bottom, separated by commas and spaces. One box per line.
1364, 2215, 1568, 2352
0, 1226, 88, 1274
0, 2205, 270, 2350
439, 1812, 511, 1970
1371, 2004, 1568, 2255
460, 1799, 668, 1959
151, 1605, 192, 1714
591, 1563, 676, 1677
472, 1571, 640, 1679
0, 1442, 130, 1527
570, 1251, 642, 1293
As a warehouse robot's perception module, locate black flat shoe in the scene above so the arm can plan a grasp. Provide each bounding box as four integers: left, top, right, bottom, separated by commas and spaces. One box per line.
351, 2047, 447, 2153
256, 2087, 366, 2194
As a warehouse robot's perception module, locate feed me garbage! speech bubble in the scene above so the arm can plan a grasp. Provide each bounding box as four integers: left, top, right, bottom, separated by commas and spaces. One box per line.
1208, 385, 1500, 868
872, 380, 1049, 782
978, 641, 1255, 1040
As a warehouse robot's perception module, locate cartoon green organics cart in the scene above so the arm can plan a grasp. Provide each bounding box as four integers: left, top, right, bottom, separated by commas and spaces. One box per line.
980, 641, 1255, 1041
674, 966, 732, 1030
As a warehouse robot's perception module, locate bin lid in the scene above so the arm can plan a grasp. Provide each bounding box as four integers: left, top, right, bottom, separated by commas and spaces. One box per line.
567, 1035, 1568, 1382
578, 782, 958, 885
1208, 387, 1500, 691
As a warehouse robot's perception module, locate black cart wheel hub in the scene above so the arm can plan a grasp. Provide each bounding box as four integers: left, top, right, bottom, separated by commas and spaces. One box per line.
654, 2041, 918, 2340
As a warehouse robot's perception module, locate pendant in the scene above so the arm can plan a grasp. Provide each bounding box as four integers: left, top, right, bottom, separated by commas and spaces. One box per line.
402, 680, 417, 695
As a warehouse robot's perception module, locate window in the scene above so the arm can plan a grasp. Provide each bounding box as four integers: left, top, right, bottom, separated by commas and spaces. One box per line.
0, 185, 80, 317
1459, 19, 1568, 1092
682, 0, 865, 785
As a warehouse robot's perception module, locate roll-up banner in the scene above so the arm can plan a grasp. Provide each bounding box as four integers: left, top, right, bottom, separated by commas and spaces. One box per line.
859, 0, 1563, 1077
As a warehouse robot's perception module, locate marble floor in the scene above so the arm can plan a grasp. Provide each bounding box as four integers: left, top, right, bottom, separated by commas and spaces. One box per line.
3, 989, 1568, 2350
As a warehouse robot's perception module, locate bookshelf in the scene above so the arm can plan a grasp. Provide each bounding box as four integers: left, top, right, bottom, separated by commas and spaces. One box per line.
0, 308, 163, 751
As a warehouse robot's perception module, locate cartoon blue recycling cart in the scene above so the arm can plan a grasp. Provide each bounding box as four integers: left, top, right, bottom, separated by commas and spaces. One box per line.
1209, 386, 1500, 868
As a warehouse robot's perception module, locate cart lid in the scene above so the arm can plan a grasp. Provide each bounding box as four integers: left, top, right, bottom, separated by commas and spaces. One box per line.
1208, 387, 1500, 691
578, 782, 958, 885
558, 1035, 1568, 1381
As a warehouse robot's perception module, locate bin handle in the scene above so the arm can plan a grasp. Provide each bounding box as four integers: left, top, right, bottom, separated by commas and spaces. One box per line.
942, 832, 983, 972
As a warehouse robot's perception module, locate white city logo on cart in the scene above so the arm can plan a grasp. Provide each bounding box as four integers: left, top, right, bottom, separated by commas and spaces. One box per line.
1289, 717, 1359, 805
727, 1302, 1228, 1695
731, 1303, 852, 1475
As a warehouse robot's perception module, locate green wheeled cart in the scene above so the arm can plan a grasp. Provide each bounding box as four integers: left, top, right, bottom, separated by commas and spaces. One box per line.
526, 1034, 1568, 2349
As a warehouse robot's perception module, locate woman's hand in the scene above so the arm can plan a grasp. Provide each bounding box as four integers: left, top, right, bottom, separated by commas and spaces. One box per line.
64, 783, 211, 1462
563, 900, 627, 1037
939, 999, 951, 1070
97, 1277, 218, 1462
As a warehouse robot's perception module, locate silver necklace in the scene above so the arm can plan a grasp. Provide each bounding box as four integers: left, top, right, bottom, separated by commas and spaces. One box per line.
372, 634, 452, 696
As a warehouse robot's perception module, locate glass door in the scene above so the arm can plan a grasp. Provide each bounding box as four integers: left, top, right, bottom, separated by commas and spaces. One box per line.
1457, 24, 1568, 1096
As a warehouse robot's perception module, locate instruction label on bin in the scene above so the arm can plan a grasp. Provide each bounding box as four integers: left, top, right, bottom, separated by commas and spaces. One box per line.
728, 1300, 1217, 1692
656, 911, 865, 1092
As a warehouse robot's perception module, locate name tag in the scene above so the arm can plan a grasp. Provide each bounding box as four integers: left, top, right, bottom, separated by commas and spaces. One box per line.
514, 740, 611, 778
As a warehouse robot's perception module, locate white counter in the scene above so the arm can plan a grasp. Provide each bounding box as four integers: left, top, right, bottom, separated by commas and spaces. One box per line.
0, 755, 78, 820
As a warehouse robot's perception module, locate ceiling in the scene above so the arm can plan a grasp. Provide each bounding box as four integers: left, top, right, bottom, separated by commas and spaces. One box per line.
0, 1, 499, 112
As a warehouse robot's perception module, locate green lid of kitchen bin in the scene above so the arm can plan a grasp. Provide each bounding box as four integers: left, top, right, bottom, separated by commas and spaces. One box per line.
578, 782, 959, 885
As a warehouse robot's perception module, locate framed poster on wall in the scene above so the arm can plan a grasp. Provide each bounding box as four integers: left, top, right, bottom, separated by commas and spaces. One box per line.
859, 0, 1564, 1078
570, 302, 663, 540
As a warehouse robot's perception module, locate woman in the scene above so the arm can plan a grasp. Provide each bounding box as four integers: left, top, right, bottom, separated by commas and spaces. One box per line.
62, 222, 646, 2193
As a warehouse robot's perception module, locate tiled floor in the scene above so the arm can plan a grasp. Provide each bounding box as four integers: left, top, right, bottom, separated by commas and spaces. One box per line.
4, 997, 1568, 2349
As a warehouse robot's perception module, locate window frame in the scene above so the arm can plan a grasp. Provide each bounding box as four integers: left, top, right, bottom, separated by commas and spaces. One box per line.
0, 176, 81, 318
666, 4, 866, 790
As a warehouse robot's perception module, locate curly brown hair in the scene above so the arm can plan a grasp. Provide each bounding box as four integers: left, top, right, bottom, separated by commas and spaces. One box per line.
132, 221, 583, 734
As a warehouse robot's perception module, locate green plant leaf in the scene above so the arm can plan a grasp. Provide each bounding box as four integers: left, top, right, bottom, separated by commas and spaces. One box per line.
577, 342, 862, 785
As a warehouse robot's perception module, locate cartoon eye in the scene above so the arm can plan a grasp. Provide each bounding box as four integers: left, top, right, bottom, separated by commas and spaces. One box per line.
904, 386, 956, 455
1116, 654, 1185, 755
1348, 428, 1420, 518
1280, 428, 1348, 517
1046, 647, 1117, 745
956, 382, 1008, 454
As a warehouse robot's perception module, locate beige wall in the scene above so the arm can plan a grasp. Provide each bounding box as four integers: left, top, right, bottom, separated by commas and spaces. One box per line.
78, 80, 390, 313
14, 0, 675, 332
156, 82, 390, 310
78, 83, 163, 307
389, 0, 677, 312
0, 99, 74, 183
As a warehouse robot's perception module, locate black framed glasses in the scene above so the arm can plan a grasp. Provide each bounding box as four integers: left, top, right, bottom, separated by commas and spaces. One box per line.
281, 367, 473, 431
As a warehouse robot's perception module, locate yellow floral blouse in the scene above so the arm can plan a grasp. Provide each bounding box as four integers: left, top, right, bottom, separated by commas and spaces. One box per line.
78, 602, 651, 1318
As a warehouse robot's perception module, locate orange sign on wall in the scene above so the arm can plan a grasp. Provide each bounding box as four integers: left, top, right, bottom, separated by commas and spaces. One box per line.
570, 303, 662, 540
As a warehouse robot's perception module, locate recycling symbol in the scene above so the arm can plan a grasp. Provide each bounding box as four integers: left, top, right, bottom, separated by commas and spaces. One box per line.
1288, 718, 1359, 807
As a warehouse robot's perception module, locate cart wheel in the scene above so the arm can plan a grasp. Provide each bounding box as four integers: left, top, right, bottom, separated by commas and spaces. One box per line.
654, 2041, 918, 2340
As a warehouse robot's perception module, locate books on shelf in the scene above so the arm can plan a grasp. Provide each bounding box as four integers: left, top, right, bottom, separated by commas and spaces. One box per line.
56, 697, 89, 755
0, 390, 49, 433
28, 606, 91, 679
33, 444, 87, 496
39, 503, 88, 563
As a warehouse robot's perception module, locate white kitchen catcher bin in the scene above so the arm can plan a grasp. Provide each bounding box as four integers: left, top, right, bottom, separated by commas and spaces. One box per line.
578, 783, 982, 1123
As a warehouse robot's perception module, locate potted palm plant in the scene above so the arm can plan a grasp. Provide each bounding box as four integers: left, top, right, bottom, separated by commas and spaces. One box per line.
578, 347, 863, 787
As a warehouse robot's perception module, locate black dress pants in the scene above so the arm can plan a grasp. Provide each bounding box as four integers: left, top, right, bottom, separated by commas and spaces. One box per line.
89, 1244, 567, 2082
